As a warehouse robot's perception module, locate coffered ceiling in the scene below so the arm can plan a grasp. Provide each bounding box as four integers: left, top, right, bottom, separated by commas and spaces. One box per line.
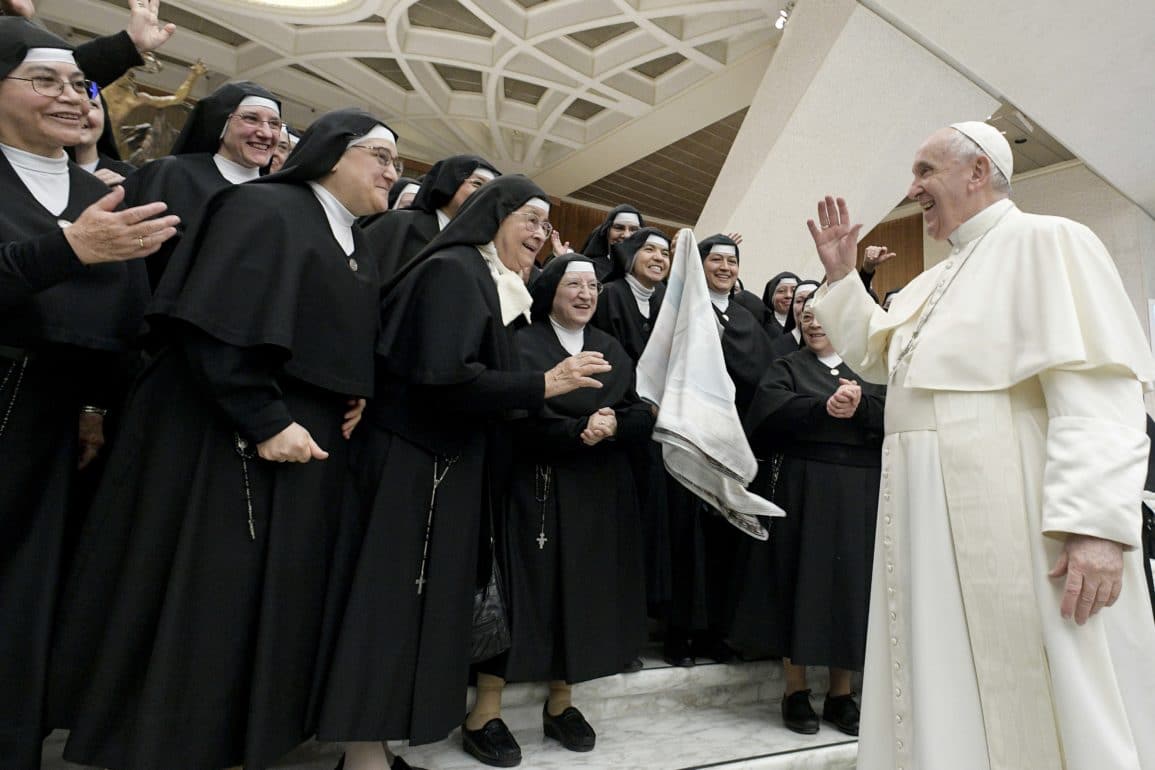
40, 0, 781, 185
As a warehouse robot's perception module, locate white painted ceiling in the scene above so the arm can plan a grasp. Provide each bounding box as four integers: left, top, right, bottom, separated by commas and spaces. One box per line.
40, 0, 782, 180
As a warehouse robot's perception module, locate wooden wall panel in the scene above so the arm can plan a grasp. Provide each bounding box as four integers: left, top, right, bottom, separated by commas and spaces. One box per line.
855, 213, 924, 301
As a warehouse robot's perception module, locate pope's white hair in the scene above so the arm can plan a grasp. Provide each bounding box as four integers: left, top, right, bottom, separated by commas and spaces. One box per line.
946, 131, 1011, 197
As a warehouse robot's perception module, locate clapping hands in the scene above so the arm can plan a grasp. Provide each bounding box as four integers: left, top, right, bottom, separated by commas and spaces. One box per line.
826, 377, 861, 419
581, 407, 617, 446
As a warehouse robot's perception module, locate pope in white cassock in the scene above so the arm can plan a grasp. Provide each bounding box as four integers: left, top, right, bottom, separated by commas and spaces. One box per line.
809, 122, 1155, 770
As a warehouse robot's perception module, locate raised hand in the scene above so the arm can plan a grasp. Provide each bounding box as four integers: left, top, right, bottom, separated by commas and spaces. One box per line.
62, 186, 180, 265
545, 351, 611, 398
862, 245, 896, 273
126, 0, 176, 54
550, 229, 572, 258
806, 196, 862, 282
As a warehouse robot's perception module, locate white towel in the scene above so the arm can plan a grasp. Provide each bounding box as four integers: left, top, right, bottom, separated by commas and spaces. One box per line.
636, 229, 785, 540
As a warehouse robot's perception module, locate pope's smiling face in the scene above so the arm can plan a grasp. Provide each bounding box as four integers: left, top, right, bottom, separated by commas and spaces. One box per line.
907, 127, 989, 242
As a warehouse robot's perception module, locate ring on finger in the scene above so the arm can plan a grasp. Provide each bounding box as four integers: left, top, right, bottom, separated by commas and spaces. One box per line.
138, 235, 145, 248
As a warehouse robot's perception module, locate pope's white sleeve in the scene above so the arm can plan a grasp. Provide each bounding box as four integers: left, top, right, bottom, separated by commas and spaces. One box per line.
811, 273, 890, 383
1037, 367, 1148, 549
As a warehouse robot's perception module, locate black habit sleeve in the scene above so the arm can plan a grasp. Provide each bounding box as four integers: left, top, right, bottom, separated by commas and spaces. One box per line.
0, 230, 86, 311
182, 326, 294, 443
74, 31, 143, 87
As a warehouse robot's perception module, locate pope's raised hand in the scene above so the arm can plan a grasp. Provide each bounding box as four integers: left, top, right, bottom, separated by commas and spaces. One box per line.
806, 196, 862, 282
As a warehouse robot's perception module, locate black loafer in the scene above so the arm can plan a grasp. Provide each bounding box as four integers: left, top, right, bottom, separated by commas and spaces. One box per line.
782, 689, 820, 734
622, 656, 644, 674
662, 636, 694, 667
542, 703, 596, 752
696, 636, 735, 664
823, 692, 860, 736
462, 717, 522, 767
392, 757, 427, 770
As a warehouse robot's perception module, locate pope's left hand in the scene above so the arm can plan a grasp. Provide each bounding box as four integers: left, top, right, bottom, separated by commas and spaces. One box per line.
1049, 534, 1124, 625
342, 398, 366, 439
126, 0, 176, 54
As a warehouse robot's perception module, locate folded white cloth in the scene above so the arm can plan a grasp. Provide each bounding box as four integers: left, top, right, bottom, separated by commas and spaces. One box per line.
636, 228, 784, 540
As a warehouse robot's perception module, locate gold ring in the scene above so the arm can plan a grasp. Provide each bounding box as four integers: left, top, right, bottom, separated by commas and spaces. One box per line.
138, 236, 145, 248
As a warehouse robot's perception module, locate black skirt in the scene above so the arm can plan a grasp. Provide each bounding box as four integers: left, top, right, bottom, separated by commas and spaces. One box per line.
0, 357, 77, 770
483, 450, 646, 684
728, 452, 879, 669
48, 348, 355, 770
316, 425, 485, 746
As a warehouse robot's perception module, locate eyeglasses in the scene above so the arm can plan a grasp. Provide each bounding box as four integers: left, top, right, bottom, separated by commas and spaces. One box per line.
560, 279, 603, 295
228, 112, 284, 133
5, 75, 95, 99
515, 210, 553, 237
350, 145, 404, 174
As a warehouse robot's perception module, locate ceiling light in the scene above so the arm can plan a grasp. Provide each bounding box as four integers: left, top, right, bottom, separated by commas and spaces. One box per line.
775, 2, 795, 30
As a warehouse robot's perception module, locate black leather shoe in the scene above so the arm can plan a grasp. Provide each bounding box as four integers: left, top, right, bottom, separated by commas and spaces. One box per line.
696, 636, 735, 664
662, 636, 694, 667
822, 692, 860, 736
392, 757, 427, 770
335, 756, 344, 770
622, 656, 644, 674
782, 689, 820, 734
462, 717, 522, 767
542, 703, 596, 752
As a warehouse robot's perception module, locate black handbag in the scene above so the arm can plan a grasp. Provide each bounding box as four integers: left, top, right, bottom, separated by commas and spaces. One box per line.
470, 551, 511, 663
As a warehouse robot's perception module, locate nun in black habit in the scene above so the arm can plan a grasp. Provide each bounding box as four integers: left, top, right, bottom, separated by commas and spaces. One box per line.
361, 153, 499, 282
316, 175, 610, 770
762, 271, 800, 339
732, 295, 885, 737
589, 227, 673, 621
47, 109, 395, 770
577, 203, 644, 281
388, 174, 420, 210
730, 277, 772, 329
122, 79, 282, 288
660, 234, 776, 667
769, 278, 819, 360
0, 21, 176, 769
465, 254, 653, 761
67, 87, 135, 181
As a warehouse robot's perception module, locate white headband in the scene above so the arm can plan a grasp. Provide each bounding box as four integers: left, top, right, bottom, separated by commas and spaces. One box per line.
950, 120, 1013, 181
710, 244, 737, 258
778, 277, 798, 287
236, 95, 281, 115
613, 212, 641, 227
563, 261, 595, 275
22, 48, 77, 66
472, 167, 496, 182
393, 182, 420, 209
525, 196, 550, 215
645, 233, 669, 249
348, 124, 397, 149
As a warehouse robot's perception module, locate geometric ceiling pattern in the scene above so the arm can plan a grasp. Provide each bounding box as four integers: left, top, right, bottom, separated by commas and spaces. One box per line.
45, 0, 781, 178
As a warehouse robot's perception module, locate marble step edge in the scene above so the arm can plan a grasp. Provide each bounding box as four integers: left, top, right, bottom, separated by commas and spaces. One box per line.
486, 658, 810, 709
684, 739, 858, 770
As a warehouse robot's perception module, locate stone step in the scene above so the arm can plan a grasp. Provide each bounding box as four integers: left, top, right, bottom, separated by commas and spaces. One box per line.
42, 648, 860, 770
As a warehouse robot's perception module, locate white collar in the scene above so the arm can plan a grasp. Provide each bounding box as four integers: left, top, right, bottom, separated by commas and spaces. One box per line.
307, 181, 357, 257
708, 288, 730, 312
791, 327, 801, 344
436, 208, 452, 231
774, 310, 788, 325
213, 152, 261, 185
1, 142, 70, 216
624, 273, 654, 318
817, 351, 843, 368
79, 159, 100, 174
947, 198, 1015, 248
549, 316, 585, 356
477, 241, 533, 325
